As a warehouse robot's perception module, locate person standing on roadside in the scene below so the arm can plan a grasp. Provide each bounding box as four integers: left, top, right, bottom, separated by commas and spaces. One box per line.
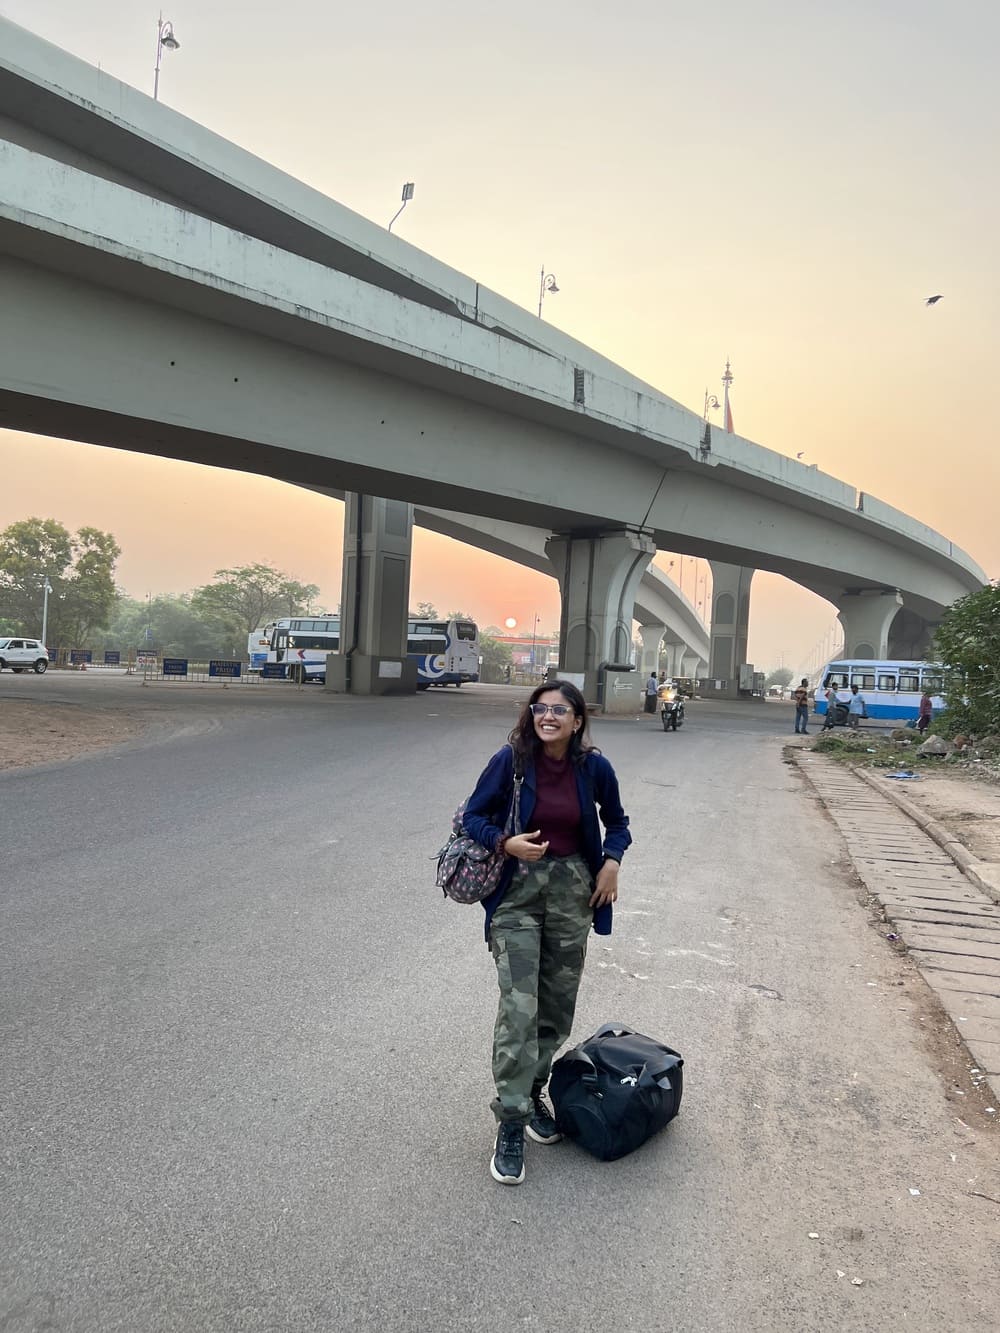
462, 680, 631, 1186
917, 690, 934, 734
644, 671, 658, 713
792, 677, 810, 734
847, 683, 866, 730
822, 680, 842, 729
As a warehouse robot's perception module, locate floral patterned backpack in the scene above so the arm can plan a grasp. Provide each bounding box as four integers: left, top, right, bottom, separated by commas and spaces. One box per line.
435, 750, 524, 904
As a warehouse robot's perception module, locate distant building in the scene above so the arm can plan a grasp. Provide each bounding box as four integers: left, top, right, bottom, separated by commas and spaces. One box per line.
491, 632, 558, 671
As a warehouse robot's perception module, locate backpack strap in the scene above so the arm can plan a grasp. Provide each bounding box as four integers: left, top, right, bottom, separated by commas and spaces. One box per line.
508, 744, 524, 836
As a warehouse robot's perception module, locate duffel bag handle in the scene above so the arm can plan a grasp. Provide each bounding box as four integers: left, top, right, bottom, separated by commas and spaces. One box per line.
558, 1044, 602, 1091
580, 1026, 684, 1083
591, 1021, 637, 1040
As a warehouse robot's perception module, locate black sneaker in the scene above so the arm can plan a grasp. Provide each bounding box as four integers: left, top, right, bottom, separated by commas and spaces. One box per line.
525, 1093, 563, 1145
490, 1122, 525, 1184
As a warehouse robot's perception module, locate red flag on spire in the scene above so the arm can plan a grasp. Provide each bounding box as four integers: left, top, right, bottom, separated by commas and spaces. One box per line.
724, 397, 734, 433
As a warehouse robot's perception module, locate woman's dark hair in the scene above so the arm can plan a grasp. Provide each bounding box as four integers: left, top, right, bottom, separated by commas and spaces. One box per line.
508, 679, 598, 766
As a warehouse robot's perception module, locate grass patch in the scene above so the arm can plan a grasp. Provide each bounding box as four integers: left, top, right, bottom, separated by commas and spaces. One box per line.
806, 730, 1000, 781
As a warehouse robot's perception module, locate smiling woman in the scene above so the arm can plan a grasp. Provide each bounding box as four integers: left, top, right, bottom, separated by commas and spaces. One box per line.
460, 678, 631, 1186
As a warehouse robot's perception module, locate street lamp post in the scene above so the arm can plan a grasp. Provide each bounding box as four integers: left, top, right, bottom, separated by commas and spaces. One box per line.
537, 267, 559, 318
154, 13, 180, 102
41, 576, 52, 648
388, 182, 415, 233
531, 613, 540, 672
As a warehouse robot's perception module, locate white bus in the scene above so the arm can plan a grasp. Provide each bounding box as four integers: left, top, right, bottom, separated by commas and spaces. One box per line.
407, 617, 480, 689
249, 615, 480, 687
269, 616, 340, 683
247, 624, 276, 673
815, 658, 945, 724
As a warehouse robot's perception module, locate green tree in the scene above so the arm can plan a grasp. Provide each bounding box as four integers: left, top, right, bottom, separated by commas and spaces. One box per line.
765, 667, 794, 689
478, 632, 514, 684
0, 517, 120, 648
412, 601, 438, 619
98, 594, 233, 660
190, 563, 320, 642
933, 582, 1000, 736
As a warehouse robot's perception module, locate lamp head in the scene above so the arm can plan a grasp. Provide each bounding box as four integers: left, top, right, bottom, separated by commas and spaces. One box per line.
160, 23, 180, 50
401, 182, 414, 201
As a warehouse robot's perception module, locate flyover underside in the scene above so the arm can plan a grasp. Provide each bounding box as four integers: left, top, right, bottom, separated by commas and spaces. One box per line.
0, 253, 973, 624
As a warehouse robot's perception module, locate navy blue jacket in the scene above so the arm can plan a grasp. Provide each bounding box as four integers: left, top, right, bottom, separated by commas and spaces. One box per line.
462, 745, 632, 943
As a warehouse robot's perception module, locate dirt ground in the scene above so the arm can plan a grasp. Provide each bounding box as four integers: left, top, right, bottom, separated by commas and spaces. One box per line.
890, 769, 1000, 865
0, 696, 146, 770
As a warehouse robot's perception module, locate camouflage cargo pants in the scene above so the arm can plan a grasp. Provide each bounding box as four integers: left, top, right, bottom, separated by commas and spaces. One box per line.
489, 854, 594, 1123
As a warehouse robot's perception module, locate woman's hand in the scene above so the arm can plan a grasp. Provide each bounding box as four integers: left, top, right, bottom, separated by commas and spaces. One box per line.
504, 830, 549, 862
589, 858, 620, 908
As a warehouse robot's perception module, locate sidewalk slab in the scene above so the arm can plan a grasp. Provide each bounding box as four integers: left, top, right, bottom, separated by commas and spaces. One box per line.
954, 1017, 1000, 1044
911, 950, 1000, 980
932, 989, 1000, 1019
796, 753, 1000, 1105
964, 1039, 1000, 1075
896, 926, 1000, 960
916, 968, 1000, 997
880, 895, 1000, 918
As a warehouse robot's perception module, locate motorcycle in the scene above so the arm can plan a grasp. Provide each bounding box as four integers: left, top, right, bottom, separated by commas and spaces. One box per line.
822, 701, 851, 729
658, 684, 686, 732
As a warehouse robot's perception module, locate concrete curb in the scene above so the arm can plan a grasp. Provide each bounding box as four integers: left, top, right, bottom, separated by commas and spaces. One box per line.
853, 766, 1000, 906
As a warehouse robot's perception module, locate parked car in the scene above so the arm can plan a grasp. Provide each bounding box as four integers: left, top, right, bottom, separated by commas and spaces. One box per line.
0, 637, 49, 673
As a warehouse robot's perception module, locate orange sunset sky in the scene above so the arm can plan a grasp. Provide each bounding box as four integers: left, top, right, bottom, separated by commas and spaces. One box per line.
2, 0, 998, 674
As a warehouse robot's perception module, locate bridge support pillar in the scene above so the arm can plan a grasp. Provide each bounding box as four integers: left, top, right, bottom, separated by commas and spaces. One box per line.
326, 493, 418, 695
659, 639, 682, 678
706, 562, 755, 699
546, 528, 655, 713
638, 623, 667, 678
887, 610, 937, 659
684, 653, 707, 685
836, 589, 903, 659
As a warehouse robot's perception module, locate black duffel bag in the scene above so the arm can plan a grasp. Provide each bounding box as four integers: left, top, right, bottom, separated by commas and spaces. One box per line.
549, 1022, 683, 1161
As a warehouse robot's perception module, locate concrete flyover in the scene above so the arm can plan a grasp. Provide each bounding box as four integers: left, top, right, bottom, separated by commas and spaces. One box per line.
411, 509, 710, 679
309, 490, 711, 677
0, 19, 985, 701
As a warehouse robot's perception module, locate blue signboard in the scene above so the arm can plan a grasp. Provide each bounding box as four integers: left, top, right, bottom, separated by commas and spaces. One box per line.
70, 649, 92, 665
104, 651, 121, 666
162, 657, 188, 676
47, 647, 56, 660
260, 663, 286, 679
209, 660, 242, 679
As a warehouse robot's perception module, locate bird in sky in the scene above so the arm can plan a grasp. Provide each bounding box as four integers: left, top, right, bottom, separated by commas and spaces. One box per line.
925, 294, 943, 305
796, 451, 805, 459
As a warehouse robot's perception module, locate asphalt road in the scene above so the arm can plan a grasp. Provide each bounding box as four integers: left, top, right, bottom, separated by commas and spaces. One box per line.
2, 679, 998, 1332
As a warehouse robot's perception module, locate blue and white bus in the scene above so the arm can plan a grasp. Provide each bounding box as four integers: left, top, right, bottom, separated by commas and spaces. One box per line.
815, 658, 945, 724
407, 617, 480, 689
264, 616, 341, 683
249, 615, 480, 687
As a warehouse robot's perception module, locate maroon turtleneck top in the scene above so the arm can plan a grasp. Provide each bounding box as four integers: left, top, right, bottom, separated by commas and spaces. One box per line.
533, 749, 582, 856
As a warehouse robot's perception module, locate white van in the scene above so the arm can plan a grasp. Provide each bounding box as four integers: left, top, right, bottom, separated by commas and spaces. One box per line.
0, 637, 50, 673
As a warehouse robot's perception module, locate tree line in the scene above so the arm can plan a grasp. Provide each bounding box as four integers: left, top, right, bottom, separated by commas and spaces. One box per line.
0, 517, 521, 674
0, 517, 321, 658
